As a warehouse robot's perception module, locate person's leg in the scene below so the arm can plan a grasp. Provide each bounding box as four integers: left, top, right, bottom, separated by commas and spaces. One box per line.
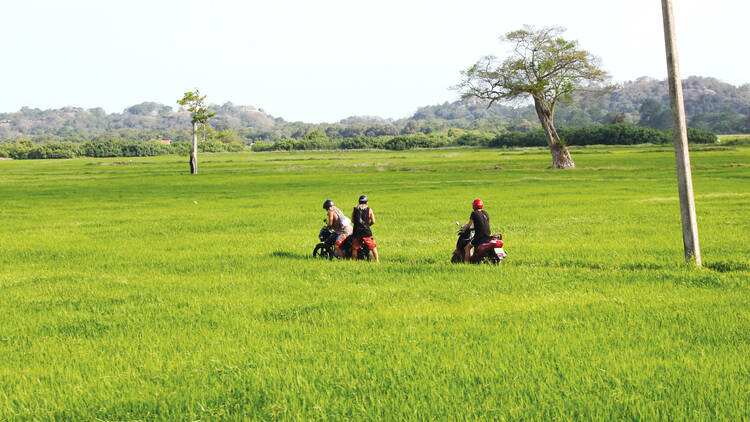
335, 233, 349, 259
364, 237, 378, 263
464, 243, 473, 263
335, 242, 343, 258
334, 233, 345, 258
352, 237, 360, 261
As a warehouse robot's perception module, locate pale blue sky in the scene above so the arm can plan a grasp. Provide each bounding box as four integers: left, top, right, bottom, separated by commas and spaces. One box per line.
2, 0, 748, 123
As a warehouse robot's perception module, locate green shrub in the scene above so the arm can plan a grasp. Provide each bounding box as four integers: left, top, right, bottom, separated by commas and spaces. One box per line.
199, 140, 228, 153
340, 136, 371, 150
455, 131, 495, 146
686, 128, 717, 144
0, 139, 36, 159
383, 133, 452, 150
251, 141, 273, 152
168, 142, 192, 155
27, 142, 81, 159
488, 131, 547, 148
120, 141, 170, 157
291, 138, 341, 150
486, 125, 717, 148
81, 139, 125, 157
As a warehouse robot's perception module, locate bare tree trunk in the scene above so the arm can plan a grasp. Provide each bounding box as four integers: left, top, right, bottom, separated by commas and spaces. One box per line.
550, 144, 575, 168
190, 121, 198, 174
534, 98, 575, 169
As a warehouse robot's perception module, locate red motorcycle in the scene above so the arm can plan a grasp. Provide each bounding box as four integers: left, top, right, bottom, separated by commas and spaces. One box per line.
451, 222, 507, 264
313, 219, 370, 261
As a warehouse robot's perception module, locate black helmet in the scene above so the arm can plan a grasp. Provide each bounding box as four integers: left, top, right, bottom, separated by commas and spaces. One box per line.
358, 195, 368, 204
323, 199, 334, 210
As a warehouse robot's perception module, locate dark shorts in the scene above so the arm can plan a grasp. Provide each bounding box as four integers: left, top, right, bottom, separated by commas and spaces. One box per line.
471, 236, 490, 247
353, 236, 376, 250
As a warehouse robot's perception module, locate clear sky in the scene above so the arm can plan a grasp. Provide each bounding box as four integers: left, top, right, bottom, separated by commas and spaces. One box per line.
2, 0, 748, 123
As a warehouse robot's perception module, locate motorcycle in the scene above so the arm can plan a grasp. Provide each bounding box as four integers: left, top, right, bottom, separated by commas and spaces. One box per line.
313, 220, 370, 260
451, 222, 507, 264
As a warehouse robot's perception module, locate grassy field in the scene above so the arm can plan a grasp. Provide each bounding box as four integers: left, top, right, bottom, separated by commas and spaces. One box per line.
718, 134, 750, 146
1, 145, 748, 420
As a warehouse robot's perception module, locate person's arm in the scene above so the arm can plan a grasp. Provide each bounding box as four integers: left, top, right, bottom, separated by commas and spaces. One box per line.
462, 216, 473, 231
369, 209, 375, 226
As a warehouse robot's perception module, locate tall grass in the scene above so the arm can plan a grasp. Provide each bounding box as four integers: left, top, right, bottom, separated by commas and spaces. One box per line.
0, 147, 748, 419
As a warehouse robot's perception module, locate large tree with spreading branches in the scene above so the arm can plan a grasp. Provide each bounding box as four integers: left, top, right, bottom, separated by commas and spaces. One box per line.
457, 26, 608, 168
177, 89, 215, 174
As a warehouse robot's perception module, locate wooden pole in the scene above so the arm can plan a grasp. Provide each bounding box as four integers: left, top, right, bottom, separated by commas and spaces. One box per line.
660, 0, 701, 265
191, 121, 198, 174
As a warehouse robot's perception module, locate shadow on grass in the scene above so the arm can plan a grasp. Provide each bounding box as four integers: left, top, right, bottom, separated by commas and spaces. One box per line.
265, 252, 749, 274
552, 260, 748, 274
704, 260, 750, 273
269, 250, 310, 260
270, 249, 390, 263
270, 250, 341, 261
620, 262, 665, 270
513, 258, 667, 271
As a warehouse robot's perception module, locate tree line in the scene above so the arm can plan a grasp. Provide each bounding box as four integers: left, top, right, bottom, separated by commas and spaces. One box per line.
250, 125, 716, 151
0, 134, 245, 160
0, 124, 716, 160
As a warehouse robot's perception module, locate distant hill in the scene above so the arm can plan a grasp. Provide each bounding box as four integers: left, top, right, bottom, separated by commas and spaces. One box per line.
408, 76, 750, 133
0, 76, 747, 142
0, 102, 277, 140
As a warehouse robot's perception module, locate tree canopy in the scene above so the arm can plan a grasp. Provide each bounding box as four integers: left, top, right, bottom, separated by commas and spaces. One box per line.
177, 90, 216, 127
457, 26, 609, 168
458, 26, 607, 109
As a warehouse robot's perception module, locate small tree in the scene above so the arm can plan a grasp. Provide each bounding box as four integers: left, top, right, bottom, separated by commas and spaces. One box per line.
177, 89, 215, 174
457, 26, 608, 168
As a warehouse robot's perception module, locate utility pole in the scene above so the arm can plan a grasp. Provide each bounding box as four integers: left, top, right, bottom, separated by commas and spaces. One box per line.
661, 0, 701, 265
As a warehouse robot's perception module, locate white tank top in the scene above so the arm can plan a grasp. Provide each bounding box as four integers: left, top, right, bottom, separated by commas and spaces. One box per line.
332, 208, 351, 233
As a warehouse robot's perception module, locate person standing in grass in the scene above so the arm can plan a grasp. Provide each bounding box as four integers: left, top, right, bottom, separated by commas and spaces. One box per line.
463, 198, 491, 263
323, 199, 353, 259
351, 195, 379, 262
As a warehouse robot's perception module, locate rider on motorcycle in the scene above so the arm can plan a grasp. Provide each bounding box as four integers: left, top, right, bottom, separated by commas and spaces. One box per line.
462, 198, 491, 263
323, 199, 353, 259
351, 195, 379, 263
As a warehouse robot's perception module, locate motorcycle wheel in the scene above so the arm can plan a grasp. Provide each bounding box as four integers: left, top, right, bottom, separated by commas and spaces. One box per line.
313, 244, 333, 260
451, 253, 463, 264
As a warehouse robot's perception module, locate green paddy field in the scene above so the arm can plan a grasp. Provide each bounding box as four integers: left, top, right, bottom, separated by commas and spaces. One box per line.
1, 145, 748, 420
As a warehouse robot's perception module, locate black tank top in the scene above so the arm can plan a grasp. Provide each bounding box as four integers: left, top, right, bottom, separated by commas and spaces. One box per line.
352, 207, 373, 238
471, 210, 491, 241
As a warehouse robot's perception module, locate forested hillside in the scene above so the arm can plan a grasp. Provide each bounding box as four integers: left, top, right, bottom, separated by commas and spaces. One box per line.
412, 76, 749, 133
1, 76, 747, 144
0, 102, 277, 142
